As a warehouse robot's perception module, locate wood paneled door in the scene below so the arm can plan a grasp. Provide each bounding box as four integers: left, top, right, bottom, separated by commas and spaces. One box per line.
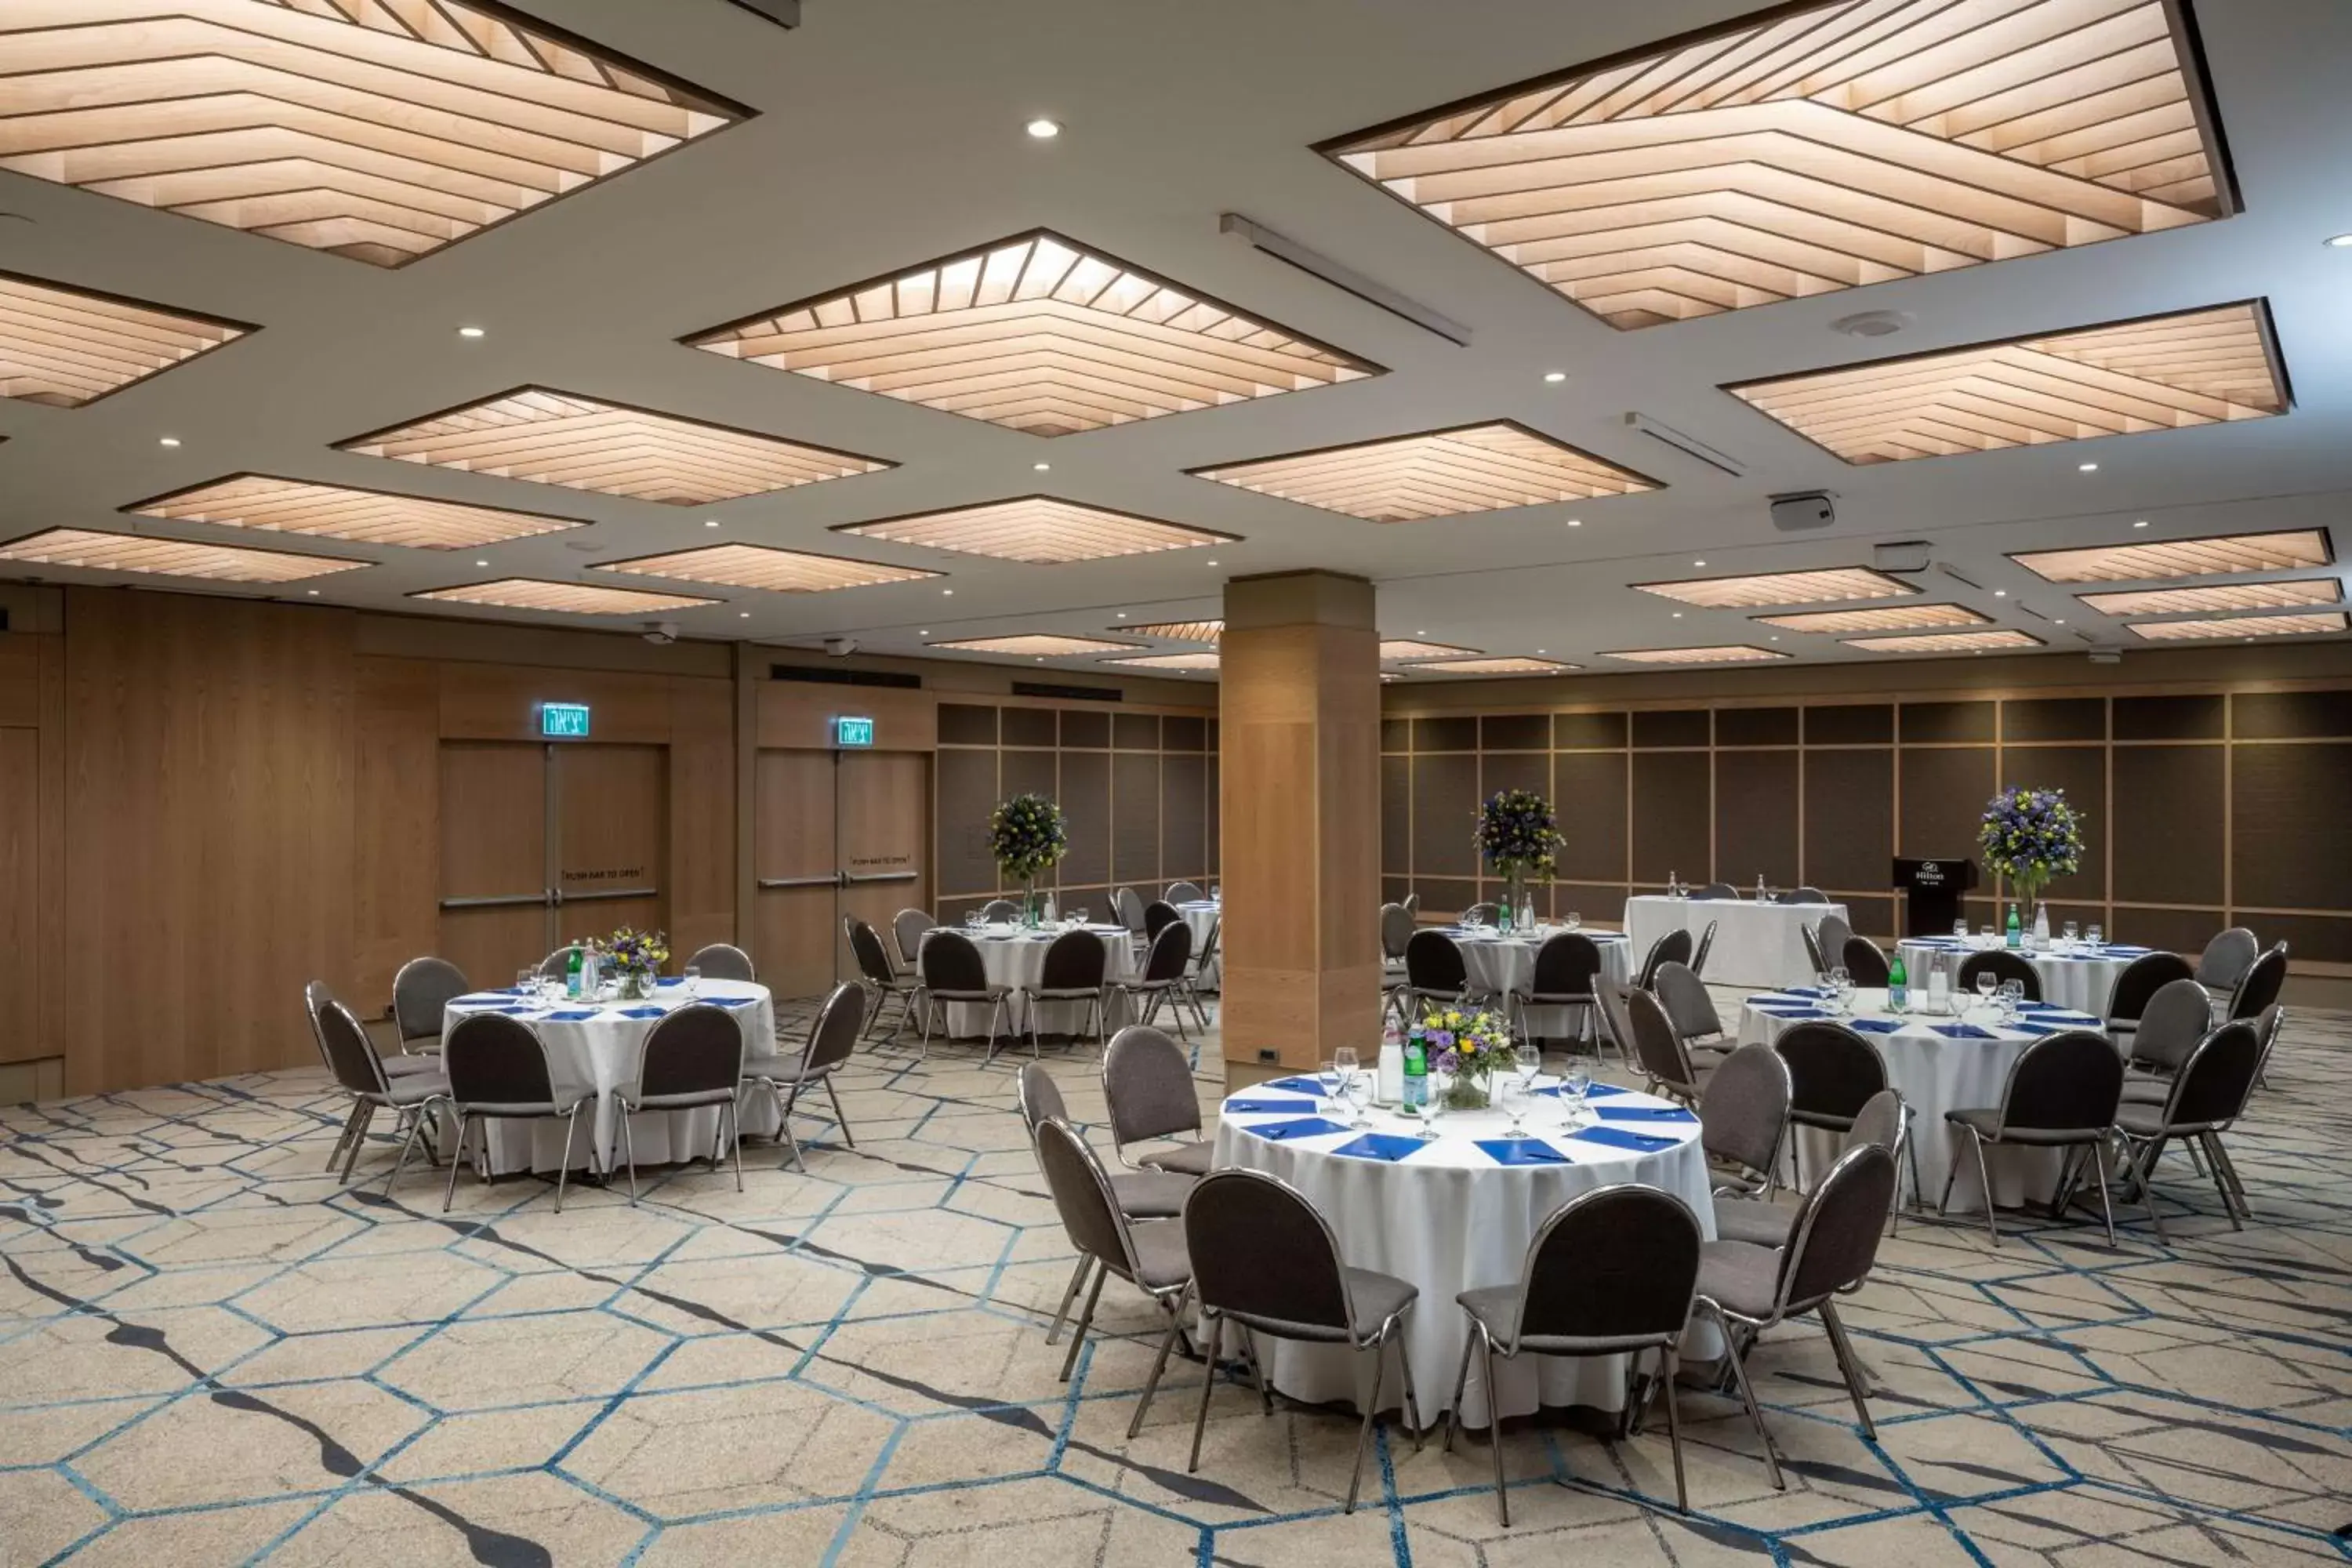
437, 741, 667, 985
754, 748, 930, 1000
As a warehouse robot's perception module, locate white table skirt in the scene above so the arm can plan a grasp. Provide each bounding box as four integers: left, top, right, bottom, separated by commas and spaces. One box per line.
1175, 901, 1221, 991
1450, 929, 1632, 1037
1625, 896, 1843, 990
924, 924, 1138, 1037
1896, 938, 2154, 1018
440, 980, 779, 1175
1212, 1077, 1719, 1428
1735, 987, 2105, 1213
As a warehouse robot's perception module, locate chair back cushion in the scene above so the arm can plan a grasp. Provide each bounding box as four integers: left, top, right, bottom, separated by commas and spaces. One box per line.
1142, 920, 1193, 982
1845, 1088, 1904, 1154
1697, 1042, 1789, 1175
1520, 1185, 1701, 1345
1627, 989, 1700, 1096
1143, 900, 1181, 941
2130, 978, 2213, 1071
1017, 1062, 1068, 1137
1405, 929, 1468, 993
1164, 881, 1205, 906
392, 957, 470, 1041
920, 930, 989, 993
1653, 960, 1721, 1039
800, 982, 865, 1076
1778, 1144, 1897, 1310
1530, 932, 1602, 995
1039, 928, 1109, 990
2000, 1029, 2122, 1133
1635, 927, 1692, 989
846, 921, 897, 986
1781, 887, 1829, 905
1379, 903, 1414, 960
685, 943, 756, 983
2194, 926, 2260, 989
1184, 1170, 1350, 1333
1693, 882, 1738, 901
1775, 1021, 1887, 1120
2107, 949, 2194, 1022
314, 996, 390, 1096
892, 909, 934, 968
1814, 914, 1853, 967
444, 1013, 554, 1105
1460, 902, 1500, 926
1840, 936, 1891, 986
639, 1004, 743, 1098
978, 898, 1021, 924
2166, 1018, 2260, 1127
1957, 949, 2040, 1001
1035, 1119, 1130, 1270
1102, 1025, 1200, 1147
1115, 887, 1147, 933
2227, 945, 2288, 1021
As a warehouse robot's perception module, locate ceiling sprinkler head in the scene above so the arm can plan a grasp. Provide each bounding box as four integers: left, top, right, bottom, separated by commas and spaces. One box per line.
1831, 309, 1913, 339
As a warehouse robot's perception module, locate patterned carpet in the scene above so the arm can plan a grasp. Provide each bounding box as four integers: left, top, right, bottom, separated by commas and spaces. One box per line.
2, 996, 2348, 1567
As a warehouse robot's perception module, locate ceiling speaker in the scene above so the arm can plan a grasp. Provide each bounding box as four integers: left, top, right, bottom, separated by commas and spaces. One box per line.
1769, 492, 1835, 532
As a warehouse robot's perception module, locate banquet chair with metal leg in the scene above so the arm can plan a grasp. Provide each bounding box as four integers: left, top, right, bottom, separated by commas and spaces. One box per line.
1774, 1021, 1889, 1192
1115, 886, 1149, 949
1813, 914, 1853, 972
1174, 917, 1218, 1032
682, 942, 755, 983
537, 946, 583, 982
1520, 931, 1604, 1052
1029, 927, 1110, 1056
1716, 1088, 1902, 1249
891, 909, 933, 976
1696, 1042, 1790, 1203
614, 1003, 745, 1203
314, 980, 438, 1086
1033, 1118, 1192, 1385
2225, 943, 2288, 1023
2114, 1018, 2261, 1243
742, 982, 863, 1172
1153, 1168, 1421, 1513
390, 957, 470, 1057
1799, 921, 1828, 977
1839, 935, 1892, 987
313, 993, 448, 1190
1692, 882, 1738, 902
1400, 891, 1420, 918
978, 898, 1022, 924
2194, 927, 2260, 1007
916, 929, 1011, 1059
1112, 922, 1195, 1041
1450, 1185, 1703, 1519
1694, 1144, 1897, 1491
1399, 929, 1474, 1025
1164, 880, 1204, 906
1627, 988, 1708, 1106
1957, 949, 2040, 1002
2105, 949, 2195, 1051
848, 918, 924, 1041
1689, 920, 1719, 982
1780, 887, 1829, 906
2122, 978, 2214, 1091
1593, 985, 1640, 1071
1142, 899, 1181, 945
1938, 1029, 2123, 1247
1460, 902, 1501, 926
1632, 927, 1692, 993
1653, 961, 1728, 1057
1018, 1065, 1195, 1229
1102, 1024, 1213, 1177
439, 1012, 590, 1213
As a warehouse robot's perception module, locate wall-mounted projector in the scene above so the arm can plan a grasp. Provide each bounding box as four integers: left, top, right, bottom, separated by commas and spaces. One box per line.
1871, 541, 1934, 574
1769, 491, 1835, 532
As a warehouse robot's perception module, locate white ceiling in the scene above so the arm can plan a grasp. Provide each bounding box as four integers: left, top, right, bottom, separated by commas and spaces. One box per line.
2, 0, 2348, 681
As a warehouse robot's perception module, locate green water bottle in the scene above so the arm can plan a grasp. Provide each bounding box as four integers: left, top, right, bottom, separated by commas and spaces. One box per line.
2005, 902, 2022, 949
564, 943, 583, 1000
1887, 949, 1908, 1011
1403, 1025, 1428, 1109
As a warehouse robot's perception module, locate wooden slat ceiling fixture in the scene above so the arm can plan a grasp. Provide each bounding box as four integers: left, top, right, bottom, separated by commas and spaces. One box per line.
1600, 644, 1789, 664
1123, 619, 1223, 642
1102, 652, 1220, 671
0, 525, 363, 581
2126, 611, 2349, 641
0, 0, 744, 267
337, 388, 891, 505
2077, 578, 2343, 616
1380, 638, 1480, 660
1843, 628, 2044, 652
928, 633, 1142, 656
1399, 655, 1577, 676
0, 272, 247, 407
1634, 565, 1913, 608
1730, 303, 2285, 463
1321, 0, 2231, 331
685, 230, 1378, 435
834, 497, 1235, 564
412, 577, 717, 614
1190, 422, 1656, 521
2013, 527, 2332, 583
127, 473, 579, 549
1755, 602, 1987, 633
593, 543, 937, 593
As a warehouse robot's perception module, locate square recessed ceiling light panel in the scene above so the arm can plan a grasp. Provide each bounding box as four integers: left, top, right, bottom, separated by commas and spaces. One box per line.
1634, 566, 1914, 608
412, 578, 718, 615
929, 634, 1142, 656
1403, 656, 1577, 676
0, 526, 364, 582
594, 543, 937, 593
2126, 612, 2348, 641
0, 272, 249, 407
685, 230, 1379, 435
0, 0, 746, 267
127, 474, 581, 550
835, 497, 1234, 564
1320, 0, 2233, 329
2013, 528, 2331, 583
2077, 579, 2342, 616
1123, 619, 1224, 642
1842, 629, 2045, 653
1755, 603, 1987, 634
1600, 644, 1789, 665
1190, 422, 1656, 521
1730, 303, 2286, 463
1102, 652, 1221, 671
338, 388, 891, 506
1380, 638, 1481, 660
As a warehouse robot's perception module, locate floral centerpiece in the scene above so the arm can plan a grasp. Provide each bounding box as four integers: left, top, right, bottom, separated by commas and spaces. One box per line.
601, 926, 668, 1000
1475, 789, 1563, 920
1977, 786, 2085, 926
1419, 1002, 1515, 1110
987, 792, 1069, 926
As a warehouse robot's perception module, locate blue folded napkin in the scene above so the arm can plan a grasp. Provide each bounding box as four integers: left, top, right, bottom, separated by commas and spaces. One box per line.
1222, 1097, 1311, 1114
709, 996, 757, 1008
1331, 1133, 1426, 1163
1933, 1022, 1996, 1040
1570, 1126, 1678, 1154
1244, 1116, 1348, 1142
1534, 1080, 1632, 1100
2024, 1010, 2100, 1025
539, 1008, 597, 1022
466, 1003, 532, 1015
2016, 1022, 2065, 1037
619, 1005, 667, 1019
1849, 1018, 1904, 1034
1759, 1006, 1828, 1020
1780, 985, 1831, 998
1478, 1139, 1573, 1166
1264, 1076, 1325, 1095
655, 977, 684, 988
2101, 946, 2153, 956
1595, 1105, 1698, 1125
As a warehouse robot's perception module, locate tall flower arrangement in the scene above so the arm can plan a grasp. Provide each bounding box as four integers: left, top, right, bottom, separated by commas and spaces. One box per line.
1977, 786, 2085, 911
987, 793, 1069, 921
1475, 789, 1563, 913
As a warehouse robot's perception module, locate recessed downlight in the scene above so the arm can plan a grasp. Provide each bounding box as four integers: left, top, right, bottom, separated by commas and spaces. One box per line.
2079, 463, 2100, 473
456, 325, 485, 339
158, 437, 181, 448
1542, 371, 1566, 383
2327, 234, 2352, 249
1025, 118, 1062, 139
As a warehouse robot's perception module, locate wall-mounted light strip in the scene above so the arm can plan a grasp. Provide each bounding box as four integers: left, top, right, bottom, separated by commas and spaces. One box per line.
0, 526, 365, 583
0, 271, 249, 407
127, 474, 582, 550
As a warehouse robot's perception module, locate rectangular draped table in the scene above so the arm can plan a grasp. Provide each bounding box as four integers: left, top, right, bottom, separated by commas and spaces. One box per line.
1624, 895, 1843, 990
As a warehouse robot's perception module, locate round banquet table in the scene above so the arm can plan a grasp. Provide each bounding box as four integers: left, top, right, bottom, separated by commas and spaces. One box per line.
1624, 895, 1843, 990
1174, 900, 1221, 990
441, 979, 779, 1175
1734, 985, 2107, 1213
1211, 1076, 1719, 1427
923, 923, 1138, 1036
1443, 927, 1632, 1037
1896, 936, 2154, 1018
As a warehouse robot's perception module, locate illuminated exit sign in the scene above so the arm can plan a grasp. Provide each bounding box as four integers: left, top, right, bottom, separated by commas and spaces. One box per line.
834, 715, 876, 748
540, 702, 591, 739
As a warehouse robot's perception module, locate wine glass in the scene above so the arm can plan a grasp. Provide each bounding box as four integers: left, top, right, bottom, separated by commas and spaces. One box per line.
1952, 919, 1969, 941
1974, 971, 1999, 1013
1998, 978, 2025, 1023
1565, 909, 1581, 931
2086, 923, 2104, 948
1343, 1070, 1374, 1131
1500, 1076, 1532, 1139
2062, 920, 2080, 949
683, 964, 701, 998
1561, 1060, 1592, 1127
515, 967, 535, 996
965, 910, 983, 933
1317, 1058, 1345, 1116
1515, 1040, 1543, 1097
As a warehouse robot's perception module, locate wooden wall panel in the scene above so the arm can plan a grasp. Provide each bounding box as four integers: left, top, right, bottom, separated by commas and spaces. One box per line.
1554, 751, 1627, 884
1630, 751, 1709, 884
352, 657, 437, 1011
0, 630, 61, 1067
2233, 743, 2352, 912
1112, 752, 1161, 889
1899, 746, 1993, 861
1479, 750, 1547, 801
1715, 749, 1799, 889
0, 731, 40, 1060
1411, 753, 1477, 877
2004, 746, 2107, 905
1163, 753, 1207, 880
935, 747, 998, 896
2112, 746, 2224, 906
1802, 748, 1892, 895
1381, 755, 1410, 878
665, 676, 735, 960
1060, 750, 1110, 891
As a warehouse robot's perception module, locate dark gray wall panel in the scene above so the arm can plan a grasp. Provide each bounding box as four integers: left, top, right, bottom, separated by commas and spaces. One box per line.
1111, 753, 1160, 887
2234, 742, 2352, 909
2114, 694, 2224, 741
1553, 882, 1626, 924
2003, 698, 2106, 742
1632, 709, 1710, 748
1060, 709, 1109, 749
1414, 716, 1479, 752
938, 704, 996, 746
1479, 750, 1548, 802
1162, 754, 1207, 879
935, 746, 1000, 895
1806, 704, 1893, 744
1382, 756, 1411, 877
1163, 715, 1206, 752
1715, 749, 1799, 889
1113, 713, 1160, 751
2124, 906, 2227, 958
2112, 746, 2223, 906
1058, 750, 1110, 890
1715, 706, 1798, 746
1412, 753, 1479, 877
2256, 911, 2352, 964
1417, 877, 1477, 917
1899, 745, 1994, 860
1803, 748, 1892, 894
1381, 717, 1412, 753
1555, 711, 1626, 749
1002, 706, 1058, 747
1630, 751, 1710, 884
1482, 714, 1549, 750
2235, 691, 2352, 739
1900, 701, 1995, 742
2003, 745, 2106, 904
1553, 750, 1626, 883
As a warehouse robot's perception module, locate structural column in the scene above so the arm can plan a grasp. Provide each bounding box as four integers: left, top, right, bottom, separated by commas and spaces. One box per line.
1218, 570, 1382, 1076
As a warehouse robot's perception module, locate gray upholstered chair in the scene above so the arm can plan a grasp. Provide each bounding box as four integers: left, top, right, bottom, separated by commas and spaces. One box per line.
1939, 1029, 2123, 1247
1694, 1143, 1897, 1491
1840, 935, 1892, 987
1174, 917, 1218, 1032
1112, 921, 1195, 1040
1449, 1185, 1702, 1519
1774, 1021, 1889, 1189
1017, 1063, 1195, 1229
1716, 1089, 1901, 1249
1689, 918, 1719, 981
1653, 960, 1726, 1056
614, 1003, 745, 1202
1626, 987, 1707, 1106
2114, 1018, 2262, 1243
2225, 943, 2288, 1023
742, 982, 862, 1171
847, 918, 923, 1041
1697, 1041, 1790, 1200
1379, 902, 1414, 967
1164, 880, 1205, 906
891, 909, 933, 975
1102, 1025, 1211, 1177
978, 898, 1022, 924
2194, 927, 2260, 1000
312, 990, 448, 1190
1593, 984, 1639, 1071
1691, 881, 1739, 901
314, 979, 437, 1083
390, 957, 470, 1056
1030, 928, 1110, 1054
1114, 886, 1149, 941
1518, 931, 1604, 1049
1799, 920, 1828, 976
1148, 1168, 1421, 1512
1398, 928, 1472, 1024
1460, 901, 1501, 925
2123, 977, 2215, 1083
1632, 927, 1692, 993
1142, 899, 1181, 943
439, 1012, 590, 1213
1780, 887, 1829, 905
916, 929, 1011, 1058
1957, 948, 2040, 1002
1033, 1117, 1192, 1382
537, 946, 582, 981
683, 942, 755, 983
2106, 949, 2195, 1047
1400, 890, 1420, 918
1813, 914, 1853, 971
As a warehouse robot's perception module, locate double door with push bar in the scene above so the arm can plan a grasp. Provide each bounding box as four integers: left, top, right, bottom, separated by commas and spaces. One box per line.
756, 747, 929, 1000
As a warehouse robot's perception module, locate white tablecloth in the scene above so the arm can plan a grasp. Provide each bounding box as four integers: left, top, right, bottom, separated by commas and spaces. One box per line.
1174, 901, 1221, 991
1212, 1076, 1718, 1427
1896, 938, 2155, 1018
1734, 986, 2106, 1213
1447, 928, 1632, 1037
441, 979, 779, 1174
1625, 895, 1843, 990
924, 924, 1138, 1036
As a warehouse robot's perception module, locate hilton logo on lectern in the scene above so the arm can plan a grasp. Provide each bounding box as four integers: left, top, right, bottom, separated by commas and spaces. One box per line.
1914, 861, 1947, 887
